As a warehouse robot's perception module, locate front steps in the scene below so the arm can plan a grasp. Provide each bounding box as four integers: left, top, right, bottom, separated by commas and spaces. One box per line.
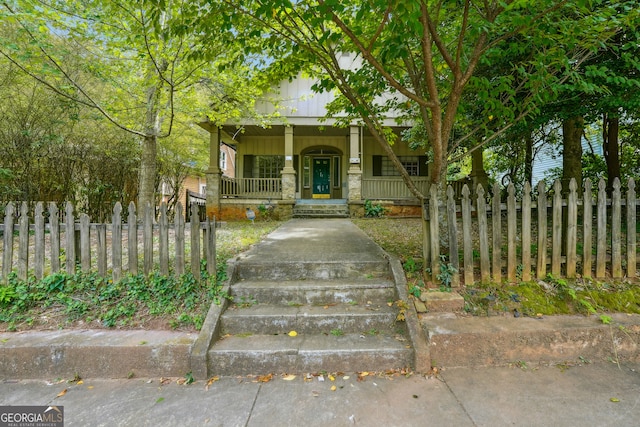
207, 259, 413, 376
292, 199, 349, 218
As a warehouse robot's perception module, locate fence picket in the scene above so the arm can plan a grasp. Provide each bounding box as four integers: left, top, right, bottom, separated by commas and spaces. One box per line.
446, 185, 460, 287
49, 202, 60, 274
536, 181, 547, 279
65, 202, 75, 275
583, 179, 593, 278
159, 203, 169, 276
428, 185, 440, 281
566, 179, 578, 278
97, 224, 107, 276
2, 202, 15, 282
80, 214, 91, 272
552, 180, 562, 276
112, 203, 122, 282
596, 179, 607, 278
492, 182, 502, 283
477, 185, 490, 282
191, 203, 201, 280
143, 203, 153, 275
611, 178, 622, 278
34, 203, 45, 280
461, 185, 474, 285
507, 184, 516, 282
128, 202, 138, 275
627, 179, 637, 279
521, 183, 532, 282
175, 202, 185, 276
18, 202, 29, 281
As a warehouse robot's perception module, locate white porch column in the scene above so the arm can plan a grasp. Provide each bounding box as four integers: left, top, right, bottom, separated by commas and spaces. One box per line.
347, 125, 362, 201
281, 126, 296, 200
206, 126, 222, 218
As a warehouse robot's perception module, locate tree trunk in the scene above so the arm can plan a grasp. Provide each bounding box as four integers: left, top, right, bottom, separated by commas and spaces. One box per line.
562, 116, 583, 196
603, 112, 620, 195
524, 131, 533, 187
138, 134, 158, 210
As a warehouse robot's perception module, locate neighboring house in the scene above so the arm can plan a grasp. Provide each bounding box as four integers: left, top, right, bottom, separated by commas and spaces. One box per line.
161, 142, 236, 210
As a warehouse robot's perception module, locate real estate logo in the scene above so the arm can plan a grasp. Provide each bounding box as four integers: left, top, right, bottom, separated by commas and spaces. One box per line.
0, 406, 64, 427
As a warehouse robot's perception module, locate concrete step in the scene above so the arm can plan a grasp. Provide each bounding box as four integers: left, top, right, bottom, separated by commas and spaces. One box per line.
292, 212, 350, 219
230, 278, 398, 305
221, 303, 399, 335
235, 260, 391, 281
292, 203, 349, 219
207, 332, 413, 376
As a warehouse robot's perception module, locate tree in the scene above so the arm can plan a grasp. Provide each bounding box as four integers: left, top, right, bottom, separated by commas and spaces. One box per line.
1, 0, 258, 209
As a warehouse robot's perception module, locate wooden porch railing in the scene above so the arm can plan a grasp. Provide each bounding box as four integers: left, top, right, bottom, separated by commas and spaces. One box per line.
362, 177, 430, 200
221, 177, 282, 199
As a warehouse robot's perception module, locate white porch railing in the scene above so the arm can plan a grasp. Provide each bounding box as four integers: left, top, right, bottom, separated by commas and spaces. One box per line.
362, 178, 430, 200
221, 177, 282, 199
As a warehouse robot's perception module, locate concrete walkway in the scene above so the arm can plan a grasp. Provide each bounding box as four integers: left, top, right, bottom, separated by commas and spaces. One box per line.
1, 362, 639, 426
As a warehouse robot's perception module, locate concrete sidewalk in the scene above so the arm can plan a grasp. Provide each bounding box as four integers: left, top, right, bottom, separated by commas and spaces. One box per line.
1, 362, 639, 426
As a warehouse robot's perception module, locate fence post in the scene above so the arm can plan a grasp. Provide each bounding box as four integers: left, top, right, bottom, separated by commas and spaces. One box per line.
175, 202, 185, 276
34, 202, 45, 280
461, 186, 474, 285
507, 184, 517, 282
566, 179, 578, 278
112, 202, 122, 282
627, 179, 636, 279
611, 178, 622, 278
477, 185, 490, 283
551, 180, 562, 276
49, 202, 60, 274
2, 202, 15, 282
582, 179, 593, 278
65, 202, 75, 275
596, 179, 607, 278
446, 186, 459, 287
18, 202, 29, 281
128, 202, 138, 275
536, 181, 547, 279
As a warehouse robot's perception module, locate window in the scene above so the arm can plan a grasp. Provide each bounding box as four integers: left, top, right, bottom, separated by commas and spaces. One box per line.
220, 151, 227, 170
372, 155, 428, 177
199, 184, 206, 195
243, 155, 284, 178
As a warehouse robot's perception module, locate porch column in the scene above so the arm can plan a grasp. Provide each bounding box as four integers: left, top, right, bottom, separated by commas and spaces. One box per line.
206, 125, 222, 218
281, 126, 296, 200
469, 146, 488, 195
347, 125, 362, 201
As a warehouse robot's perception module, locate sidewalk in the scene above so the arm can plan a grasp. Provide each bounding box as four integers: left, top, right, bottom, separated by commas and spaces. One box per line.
1, 362, 639, 426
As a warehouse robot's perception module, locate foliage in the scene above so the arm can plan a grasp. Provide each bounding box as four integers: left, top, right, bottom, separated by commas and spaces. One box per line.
436, 255, 457, 292
364, 200, 385, 218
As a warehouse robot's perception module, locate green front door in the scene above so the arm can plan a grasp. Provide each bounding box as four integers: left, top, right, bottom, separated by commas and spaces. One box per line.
312, 157, 331, 198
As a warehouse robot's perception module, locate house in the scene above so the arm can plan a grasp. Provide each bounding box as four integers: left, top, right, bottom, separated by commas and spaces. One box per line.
199, 63, 486, 220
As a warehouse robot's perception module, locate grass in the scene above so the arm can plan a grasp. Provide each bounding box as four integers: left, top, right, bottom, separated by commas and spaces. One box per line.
353, 217, 640, 317
0, 221, 283, 332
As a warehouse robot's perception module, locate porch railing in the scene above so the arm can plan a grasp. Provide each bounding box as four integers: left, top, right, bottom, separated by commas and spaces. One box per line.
221, 177, 282, 199
362, 177, 430, 200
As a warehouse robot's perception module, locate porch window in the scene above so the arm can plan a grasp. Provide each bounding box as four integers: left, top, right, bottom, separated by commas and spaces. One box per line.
243, 155, 284, 178
372, 155, 428, 177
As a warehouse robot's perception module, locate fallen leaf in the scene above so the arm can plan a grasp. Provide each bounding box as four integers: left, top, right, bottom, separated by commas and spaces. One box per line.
77, 380, 84, 385
328, 375, 335, 382
288, 331, 298, 337
282, 374, 297, 381
206, 376, 220, 390
610, 397, 620, 402
343, 376, 350, 380
87, 386, 94, 390
312, 391, 320, 397
156, 397, 164, 404
257, 374, 273, 383
176, 378, 187, 385
56, 389, 67, 398
330, 385, 337, 391
160, 377, 172, 386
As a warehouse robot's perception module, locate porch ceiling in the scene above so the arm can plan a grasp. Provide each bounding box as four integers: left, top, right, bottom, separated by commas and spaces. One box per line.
221, 124, 350, 138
